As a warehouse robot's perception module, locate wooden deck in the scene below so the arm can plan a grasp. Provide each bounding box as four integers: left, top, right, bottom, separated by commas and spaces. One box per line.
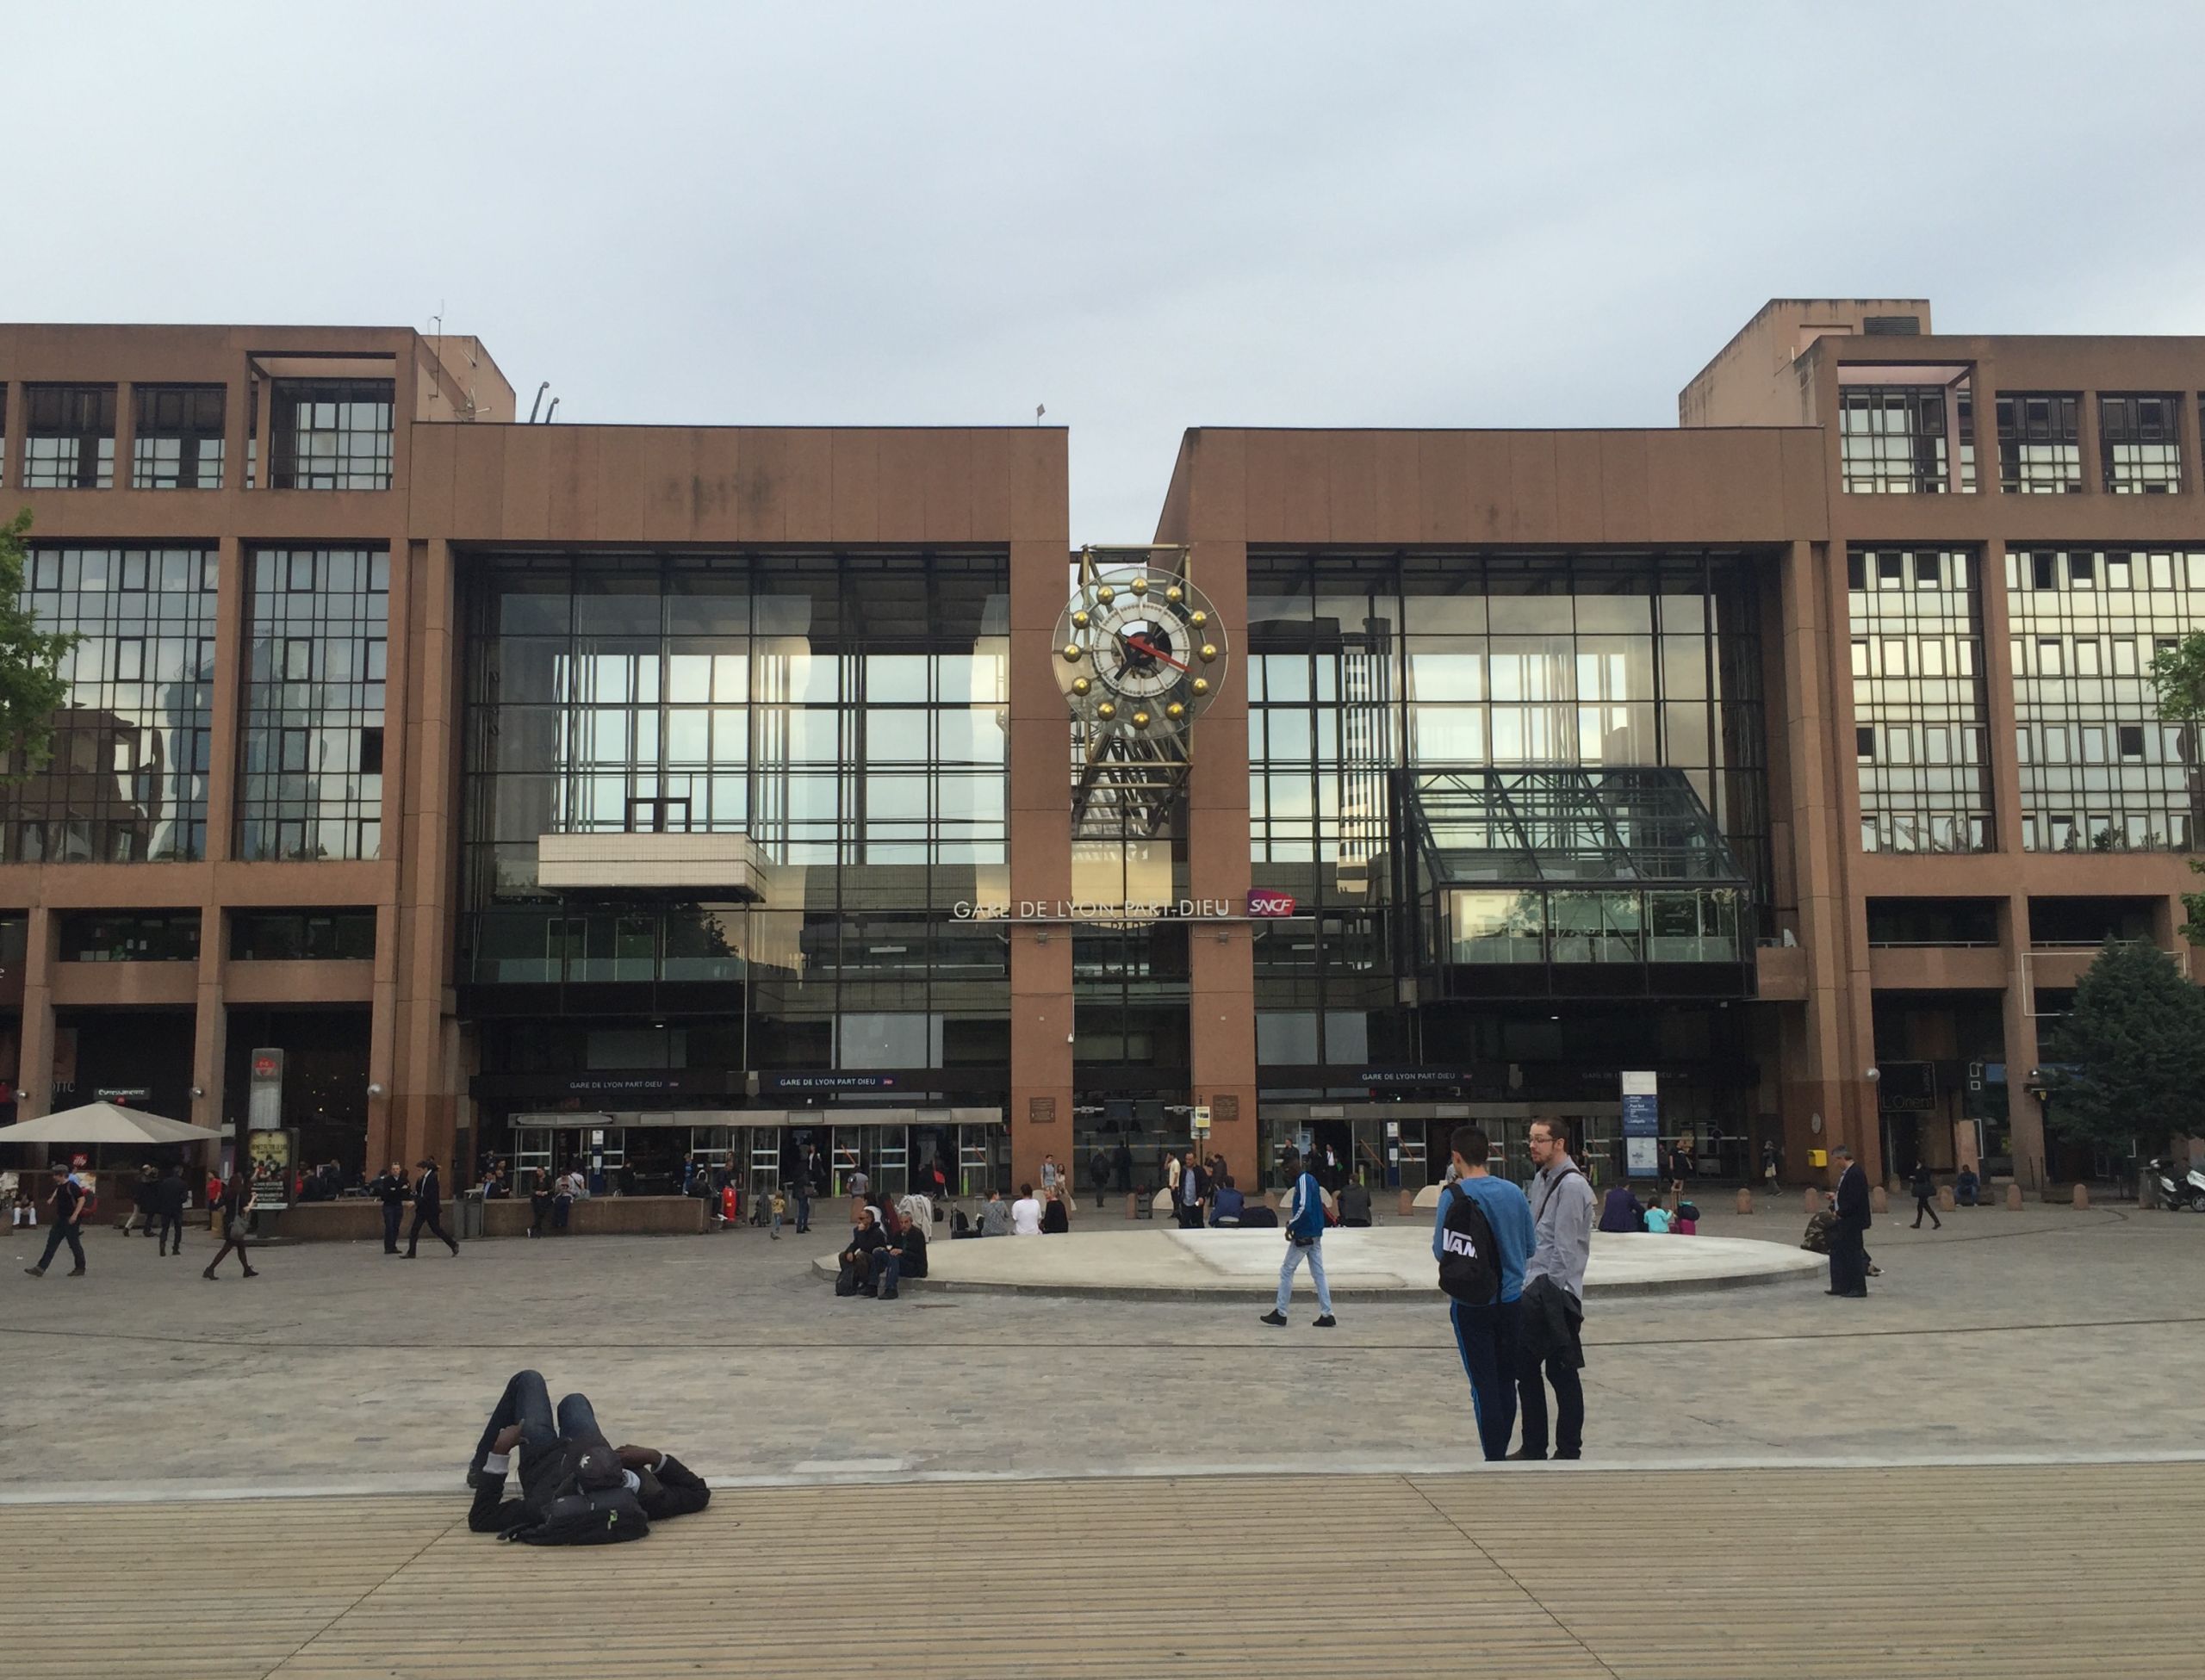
9, 1462, 2193, 1678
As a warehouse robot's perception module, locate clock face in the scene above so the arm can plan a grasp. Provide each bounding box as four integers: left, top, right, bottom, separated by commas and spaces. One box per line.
1053, 562, 1228, 736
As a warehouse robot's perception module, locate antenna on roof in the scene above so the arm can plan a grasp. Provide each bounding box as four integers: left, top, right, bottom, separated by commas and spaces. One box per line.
1035, 403, 1046, 425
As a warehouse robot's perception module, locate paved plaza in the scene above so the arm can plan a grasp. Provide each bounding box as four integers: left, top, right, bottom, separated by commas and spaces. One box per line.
3, 1200, 2200, 1497
4, 1201, 2201, 1678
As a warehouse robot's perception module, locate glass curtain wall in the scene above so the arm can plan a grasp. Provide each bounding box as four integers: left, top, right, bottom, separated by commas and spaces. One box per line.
461, 552, 1010, 1075
2009, 548, 2205, 851
1247, 551, 1769, 1060
0, 544, 217, 861
239, 547, 388, 860
1848, 547, 1992, 853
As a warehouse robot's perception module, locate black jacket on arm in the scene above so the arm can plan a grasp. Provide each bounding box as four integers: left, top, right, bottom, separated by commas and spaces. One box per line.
415, 1169, 443, 1218
636, 1454, 711, 1520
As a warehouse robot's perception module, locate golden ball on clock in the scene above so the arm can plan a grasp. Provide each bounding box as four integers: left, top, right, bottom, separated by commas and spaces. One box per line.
1130, 577, 1148, 595
1096, 700, 1116, 721
1071, 677, 1091, 696
1192, 678, 1210, 697
1199, 643, 1217, 661
1061, 643, 1083, 663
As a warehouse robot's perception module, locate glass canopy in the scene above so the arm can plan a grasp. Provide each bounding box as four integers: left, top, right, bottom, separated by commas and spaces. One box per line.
1405, 767, 1747, 887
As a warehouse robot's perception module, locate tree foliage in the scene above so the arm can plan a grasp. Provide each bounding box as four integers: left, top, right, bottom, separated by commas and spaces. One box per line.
2148, 630, 2205, 939
0, 510, 75, 781
2043, 937, 2205, 1151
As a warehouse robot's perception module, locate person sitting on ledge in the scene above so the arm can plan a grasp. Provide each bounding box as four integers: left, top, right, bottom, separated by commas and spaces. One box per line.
465, 1369, 709, 1543
1598, 1185, 1646, 1233
1209, 1175, 1246, 1226
1953, 1165, 1981, 1207
839, 1206, 891, 1295
1335, 1176, 1372, 1228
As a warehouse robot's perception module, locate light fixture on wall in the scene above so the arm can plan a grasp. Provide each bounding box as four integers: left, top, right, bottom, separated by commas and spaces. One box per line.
367, 1082, 386, 1098
189, 1086, 205, 1099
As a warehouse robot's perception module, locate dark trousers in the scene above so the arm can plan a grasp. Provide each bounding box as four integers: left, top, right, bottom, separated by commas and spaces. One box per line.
1515, 1344, 1585, 1459
35, 1221, 86, 1272
1829, 1222, 1867, 1294
794, 1191, 811, 1233
157, 1212, 184, 1255
407, 1205, 457, 1256
205, 1218, 253, 1275
1912, 1193, 1941, 1230
469, 1368, 603, 1483
382, 1203, 403, 1253
1450, 1299, 1521, 1462
1175, 1199, 1202, 1229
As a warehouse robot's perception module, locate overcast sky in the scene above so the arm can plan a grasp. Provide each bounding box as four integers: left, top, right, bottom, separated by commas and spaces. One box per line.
13, 3, 2204, 536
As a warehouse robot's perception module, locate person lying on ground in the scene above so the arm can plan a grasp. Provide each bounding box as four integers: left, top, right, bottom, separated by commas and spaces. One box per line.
465, 1368, 710, 1538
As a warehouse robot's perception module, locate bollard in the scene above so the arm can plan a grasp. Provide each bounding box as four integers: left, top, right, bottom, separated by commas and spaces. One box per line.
1936, 1187, 1955, 1212
1398, 1187, 1416, 1218
2071, 1182, 2090, 1210
1124, 1192, 1137, 1221
1869, 1185, 1889, 1216
2005, 1181, 2023, 1211
1735, 1187, 1754, 1215
1802, 1187, 1820, 1215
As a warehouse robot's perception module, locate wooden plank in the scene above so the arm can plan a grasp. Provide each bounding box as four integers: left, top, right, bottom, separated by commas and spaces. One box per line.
2, 1465, 2192, 1678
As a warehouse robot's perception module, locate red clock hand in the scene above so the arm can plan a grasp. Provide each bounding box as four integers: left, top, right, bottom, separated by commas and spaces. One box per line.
1120, 631, 1189, 673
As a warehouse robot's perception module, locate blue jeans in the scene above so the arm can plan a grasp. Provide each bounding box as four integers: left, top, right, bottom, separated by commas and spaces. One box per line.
1450, 1299, 1522, 1462
1276, 1238, 1332, 1314
873, 1252, 901, 1296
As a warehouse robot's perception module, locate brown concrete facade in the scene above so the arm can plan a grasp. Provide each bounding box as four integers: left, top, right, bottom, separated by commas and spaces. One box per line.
4, 304, 2202, 1199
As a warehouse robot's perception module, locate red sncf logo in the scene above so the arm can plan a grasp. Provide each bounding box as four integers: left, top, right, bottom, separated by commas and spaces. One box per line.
1245, 893, 1295, 918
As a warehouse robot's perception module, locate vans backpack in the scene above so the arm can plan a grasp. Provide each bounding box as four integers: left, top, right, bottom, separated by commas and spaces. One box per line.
506, 1486, 650, 1547
1436, 1182, 1502, 1305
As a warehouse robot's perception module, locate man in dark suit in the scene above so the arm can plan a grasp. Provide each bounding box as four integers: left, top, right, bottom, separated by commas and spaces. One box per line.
405, 1157, 460, 1258
1174, 1150, 1208, 1229
370, 1162, 410, 1255
1826, 1144, 1871, 1298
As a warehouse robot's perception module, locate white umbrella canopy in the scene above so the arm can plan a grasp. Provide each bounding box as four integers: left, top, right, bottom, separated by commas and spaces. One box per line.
0, 1101, 222, 1146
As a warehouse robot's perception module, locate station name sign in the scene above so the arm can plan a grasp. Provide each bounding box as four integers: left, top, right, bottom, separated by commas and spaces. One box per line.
953, 893, 1300, 921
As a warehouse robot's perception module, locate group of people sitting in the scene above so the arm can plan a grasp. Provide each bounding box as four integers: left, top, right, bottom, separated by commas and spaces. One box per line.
1596, 1185, 1700, 1234
833, 1193, 934, 1298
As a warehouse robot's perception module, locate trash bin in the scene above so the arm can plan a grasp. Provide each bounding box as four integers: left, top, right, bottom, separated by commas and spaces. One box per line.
459, 1189, 486, 1240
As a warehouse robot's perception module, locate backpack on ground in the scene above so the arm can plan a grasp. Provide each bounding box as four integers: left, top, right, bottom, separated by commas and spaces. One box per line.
834, 1262, 859, 1297
1800, 1210, 1835, 1254
506, 1486, 650, 1547
1437, 1182, 1501, 1305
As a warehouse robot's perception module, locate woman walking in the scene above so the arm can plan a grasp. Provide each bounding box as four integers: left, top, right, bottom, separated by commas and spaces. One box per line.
1910, 1161, 1942, 1231
203, 1170, 259, 1280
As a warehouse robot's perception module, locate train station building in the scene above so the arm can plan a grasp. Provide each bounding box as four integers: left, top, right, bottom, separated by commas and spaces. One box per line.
1, 297, 2199, 1199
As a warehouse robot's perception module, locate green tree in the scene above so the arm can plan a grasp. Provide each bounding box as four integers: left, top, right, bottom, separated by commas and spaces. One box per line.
2147, 630, 2205, 939
2043, 937, 2205, 1158
0, 509, 76, 779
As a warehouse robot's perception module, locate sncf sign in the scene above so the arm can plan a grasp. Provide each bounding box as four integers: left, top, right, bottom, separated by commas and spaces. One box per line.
1246, 892, 1296, 918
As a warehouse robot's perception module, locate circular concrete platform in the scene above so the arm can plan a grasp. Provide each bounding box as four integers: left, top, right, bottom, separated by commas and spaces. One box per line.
814, 1224, 1825, 1300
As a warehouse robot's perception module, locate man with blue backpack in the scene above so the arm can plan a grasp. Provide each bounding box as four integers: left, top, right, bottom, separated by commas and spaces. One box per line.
1259, 1156, 1338, 1329
1432, 1125, 1536, 1461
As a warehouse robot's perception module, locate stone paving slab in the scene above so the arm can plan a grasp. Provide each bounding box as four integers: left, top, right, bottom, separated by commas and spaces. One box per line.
2, 1202, 2200, 1496
824, 1224, 1825, 1297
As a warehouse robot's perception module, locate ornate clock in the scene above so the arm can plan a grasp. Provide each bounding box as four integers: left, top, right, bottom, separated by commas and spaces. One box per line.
1051, 555, 1229, 739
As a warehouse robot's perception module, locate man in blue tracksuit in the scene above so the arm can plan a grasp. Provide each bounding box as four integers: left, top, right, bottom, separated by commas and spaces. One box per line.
1433, 1125, 1536, 1461
1259, 1161, 1337, 1329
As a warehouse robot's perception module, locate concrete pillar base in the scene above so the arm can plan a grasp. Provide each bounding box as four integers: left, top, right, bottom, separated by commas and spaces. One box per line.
1735, 1188, 1754, 1214
1802, 1187, 1820, 1215
2071, 1182, 2090, 1210
1936, 1187, 1955, 1212
2005, 1182, 2024, 1211
1398, 1187, 1415, 1218
1869, 1186, 1889, 1216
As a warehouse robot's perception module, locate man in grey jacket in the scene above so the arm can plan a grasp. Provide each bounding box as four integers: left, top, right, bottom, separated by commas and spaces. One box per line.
1512, 1117, 1594, 1460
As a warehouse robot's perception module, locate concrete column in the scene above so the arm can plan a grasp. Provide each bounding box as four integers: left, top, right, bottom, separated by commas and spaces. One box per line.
1007, 530, 1072, 1192
221, 361, 250, 495
391, 539, 458, 1170
191, 904, 227, 1172
1975, 539, 2023, 853
3, 380, 22, 490
252, 371, 273, 490
114, 381, 137, 490
2079, 392, 2105, 496
16, 906, 55, 1123
365, 901, 400, 1171
1185, 537, 1255, 1183
1778, 537, 1871, 1178
1998, 892, 2047, 1192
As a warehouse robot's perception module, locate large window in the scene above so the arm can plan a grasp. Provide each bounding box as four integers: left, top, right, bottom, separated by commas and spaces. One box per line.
22, 384, 115, 488
1996, 393, 2081, 494
1848, 548, 1991, 853
229, 908, 376, 961
2009, 548, 2205, 851
271, 379, 393, 490
239, 546, 388, 860
0, 545, 217, 862
1840, 385, 1961, 493
132, 385, 226, 489
459, 552, 1011, 1077
2099, 394, 2183, 494
58, 911, 201, 963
